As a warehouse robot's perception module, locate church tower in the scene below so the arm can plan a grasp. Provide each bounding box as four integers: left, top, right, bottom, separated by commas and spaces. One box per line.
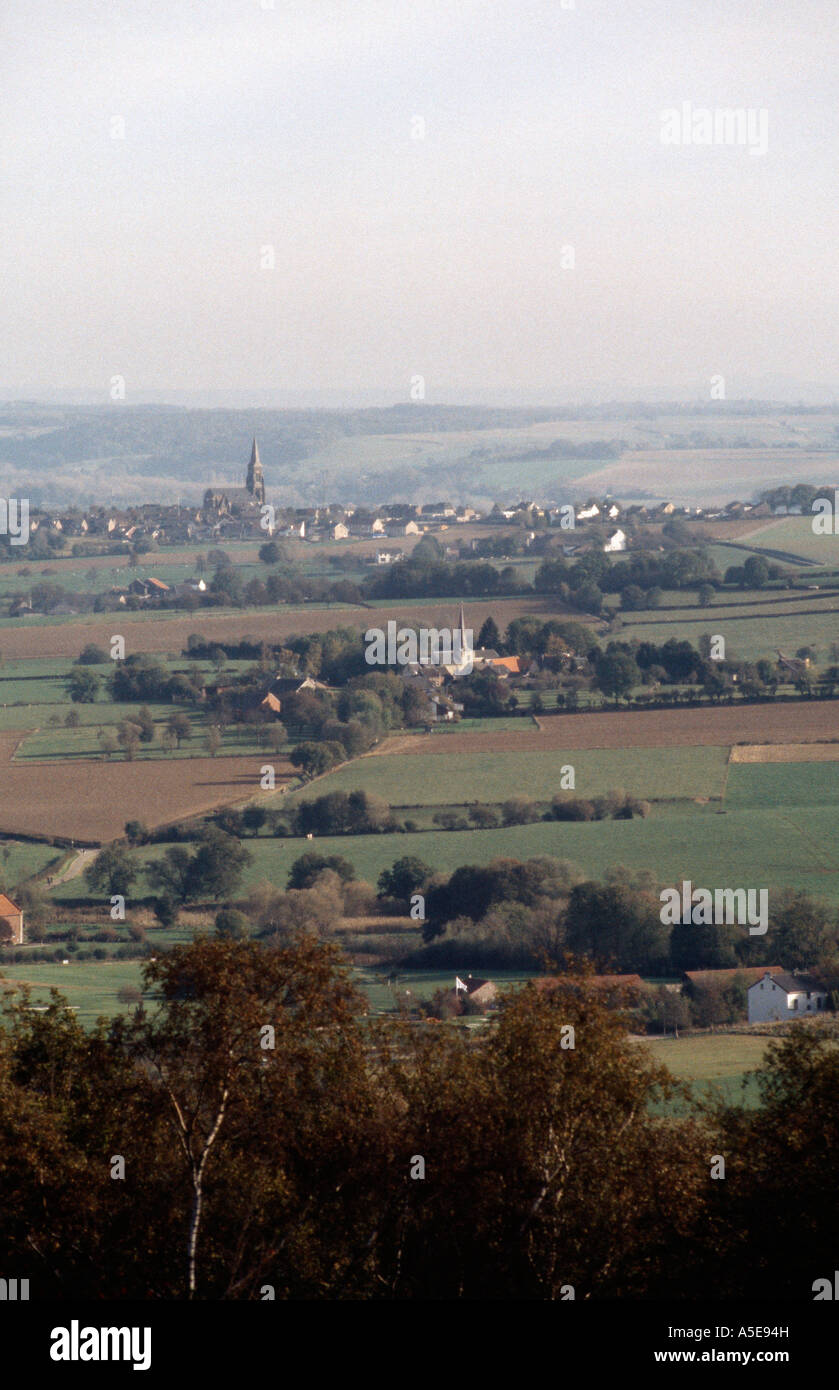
246, 438, 266, 505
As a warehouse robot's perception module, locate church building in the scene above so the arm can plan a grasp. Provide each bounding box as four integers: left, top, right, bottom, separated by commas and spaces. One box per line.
203, 438, 266, 518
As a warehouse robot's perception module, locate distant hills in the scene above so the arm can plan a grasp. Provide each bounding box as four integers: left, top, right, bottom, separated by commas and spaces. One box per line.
0, 400, 837, 510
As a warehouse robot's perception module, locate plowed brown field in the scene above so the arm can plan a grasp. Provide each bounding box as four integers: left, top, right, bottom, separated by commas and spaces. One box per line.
5, 698, 837, 843
0, 732, 293, 841
372, 701, 839, 756
0, 597, 557, 660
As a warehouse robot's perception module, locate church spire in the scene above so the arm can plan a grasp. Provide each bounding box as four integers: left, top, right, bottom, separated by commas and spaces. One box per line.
458, 603, 471, 652
246, 438, 265, 504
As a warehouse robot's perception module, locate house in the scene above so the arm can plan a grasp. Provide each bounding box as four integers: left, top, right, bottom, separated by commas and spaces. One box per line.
331, 523, 349, 540
777, 649, 809, 677
748, 971, 829, 1023
604, 528, 627, 552
129, 577, 170, 600
0, 894, 24, 946
171, 579, 207, 600
576, 503, 601, 521
268, 675, 329, 699
260, 692, 284, 717
454, 974, 498, 1008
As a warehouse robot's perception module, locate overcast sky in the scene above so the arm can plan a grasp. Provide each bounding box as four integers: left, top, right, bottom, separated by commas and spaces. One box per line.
2, 0, 837, 405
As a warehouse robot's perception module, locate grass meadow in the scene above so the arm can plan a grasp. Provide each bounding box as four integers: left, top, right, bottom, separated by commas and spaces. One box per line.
284, 745, 729, 807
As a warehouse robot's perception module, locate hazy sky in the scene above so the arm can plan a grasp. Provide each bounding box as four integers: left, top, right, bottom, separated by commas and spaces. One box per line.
2, 0, 837, 404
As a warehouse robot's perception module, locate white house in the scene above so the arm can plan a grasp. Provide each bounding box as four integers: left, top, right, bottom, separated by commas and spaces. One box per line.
331, 522, 349, 540
576, 503, 601, 521
748, 971, 828, 1024
604, 528, 627, 552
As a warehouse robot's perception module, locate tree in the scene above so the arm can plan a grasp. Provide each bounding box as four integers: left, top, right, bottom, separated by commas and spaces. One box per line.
242, 806, 267, 837
97, 728, 118, 760
477, 616, 501, 650
290, 740, 344, 781
621, 584, 646, 611
124, 820, 149, 846
743, 555, 769, 589
564, 882, 670, 974
594, 649, 641, 703
67, 669, 100, 703
210, 567, 244, 606
204, 727, 222, 758
377, 856, 431, 901
214, 909, 250, 940
697, 582, 715, 607
84, 844, 137, 898
187, 828, 252, 902
288, 852, 355, 890
167, 713, 192, 748
148, 847, 195, 903
123, 937, 365, 1296
136, 706, 156, 743
572, 580, 603, 616
117, 721, 143, 761
769, 890, 838, 971
153, 895, 179, 928
14, 882, 50, 933
501, 796, 540, 825
76, 643, 109, 664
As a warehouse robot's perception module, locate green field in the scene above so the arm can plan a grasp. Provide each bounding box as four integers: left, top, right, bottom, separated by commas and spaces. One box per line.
50, 792, 839, 908
15, 714, 289, 762
0, 840, 65, 889
620, 604, 839, 664
239, 804, 839, 903
0, 959, 149, 1026
285, 745, 729, 808
726, 761, 839, 810
745, 514, 839, 565
642, 1033, 769, 1110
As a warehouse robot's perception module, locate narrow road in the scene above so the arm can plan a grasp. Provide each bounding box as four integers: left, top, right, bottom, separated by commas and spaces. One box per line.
50, 849, 97, 885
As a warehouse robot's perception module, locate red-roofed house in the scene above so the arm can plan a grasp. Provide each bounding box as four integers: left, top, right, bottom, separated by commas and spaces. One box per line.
0, 894, 24, 945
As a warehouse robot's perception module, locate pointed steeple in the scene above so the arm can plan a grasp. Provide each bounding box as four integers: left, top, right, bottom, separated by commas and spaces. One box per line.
458, 603, 471, 654
246, 438, 265, 504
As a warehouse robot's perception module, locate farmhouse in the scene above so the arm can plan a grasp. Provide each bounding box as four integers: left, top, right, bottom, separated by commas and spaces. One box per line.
0, 894, 24, 945
748, 971, 829, 1023
129, 577, 170, 600
454, 975, 498, 1008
